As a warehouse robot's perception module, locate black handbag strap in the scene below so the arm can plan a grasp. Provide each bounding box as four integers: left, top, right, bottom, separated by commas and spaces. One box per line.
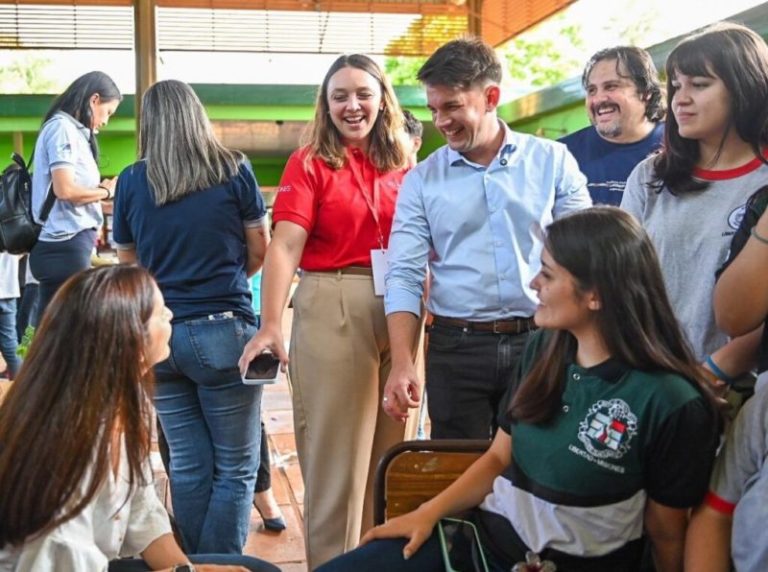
39, 183, 56, 224
21, 139, 57, 225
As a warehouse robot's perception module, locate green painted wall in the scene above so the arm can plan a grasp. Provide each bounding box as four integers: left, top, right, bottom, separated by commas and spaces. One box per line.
507, 101, 588, 138
0, 84, 429, 185
0, 83, 590, 183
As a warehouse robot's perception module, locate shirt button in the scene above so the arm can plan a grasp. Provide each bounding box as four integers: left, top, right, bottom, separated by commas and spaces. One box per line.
573, 373, 581, 381
562, 405, 569, 413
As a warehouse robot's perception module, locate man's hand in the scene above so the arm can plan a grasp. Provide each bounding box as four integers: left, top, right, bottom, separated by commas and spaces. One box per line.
382, 362, 421, 423
238, 323, 288, 376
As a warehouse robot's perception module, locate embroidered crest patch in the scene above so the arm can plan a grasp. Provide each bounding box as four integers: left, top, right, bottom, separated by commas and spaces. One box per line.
577, 399, 637, 459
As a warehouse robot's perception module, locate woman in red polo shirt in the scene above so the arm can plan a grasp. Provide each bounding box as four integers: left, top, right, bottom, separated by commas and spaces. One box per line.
239, 54, 415, 569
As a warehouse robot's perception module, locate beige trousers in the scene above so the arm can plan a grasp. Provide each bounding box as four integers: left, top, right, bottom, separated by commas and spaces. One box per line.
289, 271, 420, 569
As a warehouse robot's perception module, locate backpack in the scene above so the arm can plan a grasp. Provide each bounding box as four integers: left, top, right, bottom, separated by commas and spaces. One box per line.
0, 152, 55, 255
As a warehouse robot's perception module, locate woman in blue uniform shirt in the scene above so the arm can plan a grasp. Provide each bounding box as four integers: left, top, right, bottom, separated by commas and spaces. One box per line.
29, 71, 122, 317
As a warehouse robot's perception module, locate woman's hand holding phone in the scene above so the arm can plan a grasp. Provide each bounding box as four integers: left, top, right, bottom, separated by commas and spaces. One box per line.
238, 323, 288, 377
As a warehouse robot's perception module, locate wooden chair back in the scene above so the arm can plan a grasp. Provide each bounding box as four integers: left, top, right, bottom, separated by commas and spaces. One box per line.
373, 439, 490, 524
0, 381, 12, 405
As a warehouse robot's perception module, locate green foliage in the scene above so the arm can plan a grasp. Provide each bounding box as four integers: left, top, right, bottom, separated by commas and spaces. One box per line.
17, 325, 35, 359
0, 52, 57, 93
384, 15, 584, 91
501, 18, 584, 89
385, 56, 427, 86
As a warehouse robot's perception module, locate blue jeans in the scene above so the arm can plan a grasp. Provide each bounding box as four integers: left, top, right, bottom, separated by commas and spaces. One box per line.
109, 553, 279, 571
0, 299, 20, 377
316, 534, 510, 572
154, 313, 262, 554
317, 529, 642, 572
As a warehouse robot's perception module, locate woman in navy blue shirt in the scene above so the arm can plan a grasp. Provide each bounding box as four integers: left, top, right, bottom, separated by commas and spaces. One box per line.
113, 80, 269, 555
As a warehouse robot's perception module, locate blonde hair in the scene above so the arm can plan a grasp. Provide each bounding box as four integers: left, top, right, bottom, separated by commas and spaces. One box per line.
302, 54, 408, 172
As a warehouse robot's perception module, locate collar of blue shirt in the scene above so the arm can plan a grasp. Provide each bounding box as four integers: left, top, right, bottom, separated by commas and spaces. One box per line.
446, 121, 521, 168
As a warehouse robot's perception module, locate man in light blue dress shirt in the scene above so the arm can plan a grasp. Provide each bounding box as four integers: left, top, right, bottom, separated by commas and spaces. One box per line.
382, 37, 591, 439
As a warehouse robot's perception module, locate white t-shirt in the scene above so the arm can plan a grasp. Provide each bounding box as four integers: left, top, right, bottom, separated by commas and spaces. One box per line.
0, 254, 20, 300
0, 442, 171, 572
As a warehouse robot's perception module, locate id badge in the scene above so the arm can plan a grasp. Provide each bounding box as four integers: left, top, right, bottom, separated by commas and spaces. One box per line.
370, 248, 389, 296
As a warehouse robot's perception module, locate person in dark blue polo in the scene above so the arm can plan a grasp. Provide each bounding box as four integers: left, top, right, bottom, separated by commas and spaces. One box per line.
560, 46, 665, 206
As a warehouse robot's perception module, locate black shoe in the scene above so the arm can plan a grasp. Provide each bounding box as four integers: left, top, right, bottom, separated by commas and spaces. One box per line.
253, 497, 287, 531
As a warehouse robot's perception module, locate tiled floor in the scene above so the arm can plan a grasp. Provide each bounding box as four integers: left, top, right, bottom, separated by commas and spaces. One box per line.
244, 372, 308, 570
244, 304, 308, 570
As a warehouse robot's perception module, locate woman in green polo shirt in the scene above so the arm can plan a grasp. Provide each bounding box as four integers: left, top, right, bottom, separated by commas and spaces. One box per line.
318, 207, 719, 572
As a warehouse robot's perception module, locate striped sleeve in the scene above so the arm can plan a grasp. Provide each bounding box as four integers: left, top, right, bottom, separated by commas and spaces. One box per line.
707, 384, 768, 513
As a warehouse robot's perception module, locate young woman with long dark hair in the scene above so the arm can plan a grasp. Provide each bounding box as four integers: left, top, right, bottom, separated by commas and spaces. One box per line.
29, 71, 123, 318
317, 207, 718, 572
621, 22, 768, 384
0, 266, 277, 571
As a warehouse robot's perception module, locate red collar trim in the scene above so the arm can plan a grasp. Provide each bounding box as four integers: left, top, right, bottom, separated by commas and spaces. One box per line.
693, 150, 768, 181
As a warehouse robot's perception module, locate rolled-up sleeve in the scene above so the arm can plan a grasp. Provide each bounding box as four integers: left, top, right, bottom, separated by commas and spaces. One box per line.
553, 144, 591, 218
706, 386, 768, 513
384, 169, 432, 317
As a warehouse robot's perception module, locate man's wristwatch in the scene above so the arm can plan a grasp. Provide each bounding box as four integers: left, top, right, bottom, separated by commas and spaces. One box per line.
171, 564, 195, 572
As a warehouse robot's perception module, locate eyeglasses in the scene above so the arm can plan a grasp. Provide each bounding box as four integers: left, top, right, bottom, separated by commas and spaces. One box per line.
437, 517, 490, 572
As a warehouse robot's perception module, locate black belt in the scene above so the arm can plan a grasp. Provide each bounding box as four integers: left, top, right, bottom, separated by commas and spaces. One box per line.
431, 315, 536, 335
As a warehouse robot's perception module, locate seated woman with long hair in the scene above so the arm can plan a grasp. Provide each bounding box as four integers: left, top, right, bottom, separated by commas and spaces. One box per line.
0, 266, 278, 572
318, 207, 719, 572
